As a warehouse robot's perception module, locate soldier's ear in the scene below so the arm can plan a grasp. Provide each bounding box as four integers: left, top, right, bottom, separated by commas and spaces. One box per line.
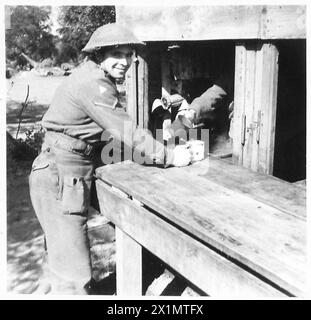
93, 48, 107, 63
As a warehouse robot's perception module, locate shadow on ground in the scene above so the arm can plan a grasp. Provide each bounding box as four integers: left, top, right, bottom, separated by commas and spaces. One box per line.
6, 152, 46, 294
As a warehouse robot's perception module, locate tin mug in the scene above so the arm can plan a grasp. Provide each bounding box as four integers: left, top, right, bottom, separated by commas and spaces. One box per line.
186, 140, 205, 162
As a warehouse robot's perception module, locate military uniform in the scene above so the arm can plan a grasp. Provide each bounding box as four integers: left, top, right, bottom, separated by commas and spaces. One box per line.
187, 72, 234, 139
190, 73, 233, 124
29, 60, 173, 294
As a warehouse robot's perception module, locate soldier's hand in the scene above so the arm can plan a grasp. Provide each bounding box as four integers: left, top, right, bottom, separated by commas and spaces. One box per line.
178, 109, 196, 122
176, 100, 196, 127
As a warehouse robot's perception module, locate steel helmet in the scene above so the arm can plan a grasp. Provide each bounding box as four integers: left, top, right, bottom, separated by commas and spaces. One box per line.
82, 23, 145, 53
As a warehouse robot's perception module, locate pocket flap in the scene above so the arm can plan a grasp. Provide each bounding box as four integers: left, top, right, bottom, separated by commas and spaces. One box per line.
32, 156, 49, 171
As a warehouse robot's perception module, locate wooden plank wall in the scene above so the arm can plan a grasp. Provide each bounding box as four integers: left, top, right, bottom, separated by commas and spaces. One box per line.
262, 6, 306, 39
116, 5, 306, 41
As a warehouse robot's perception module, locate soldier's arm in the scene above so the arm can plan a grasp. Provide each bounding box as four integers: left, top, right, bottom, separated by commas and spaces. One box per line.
77, 80, 173, 166
189, 84, 228, 123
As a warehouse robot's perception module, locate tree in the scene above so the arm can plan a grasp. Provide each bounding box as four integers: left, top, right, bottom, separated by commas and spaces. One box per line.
5, 6, 57, 67
57, 6, 115, 63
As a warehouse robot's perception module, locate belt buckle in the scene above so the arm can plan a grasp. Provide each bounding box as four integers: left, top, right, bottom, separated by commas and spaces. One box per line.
84, 144, 93, 156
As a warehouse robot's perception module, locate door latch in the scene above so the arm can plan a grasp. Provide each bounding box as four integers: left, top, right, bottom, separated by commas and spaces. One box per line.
241, 111, 262, 145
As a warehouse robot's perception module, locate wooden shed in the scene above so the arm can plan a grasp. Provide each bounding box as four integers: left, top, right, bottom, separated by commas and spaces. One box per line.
117, 5, 306, 181
95, 5, 307, 297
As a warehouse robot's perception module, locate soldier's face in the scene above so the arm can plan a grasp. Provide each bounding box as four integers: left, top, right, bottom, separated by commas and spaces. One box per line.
100, 45, 133, 79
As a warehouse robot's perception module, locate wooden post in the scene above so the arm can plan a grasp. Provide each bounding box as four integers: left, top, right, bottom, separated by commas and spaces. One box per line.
137, 51, 149, 129
232, 42, 279, 174
257, 43, 279, 174
125, 56, 138, 125
116, 227, 142, 296
126, 50, 149, 129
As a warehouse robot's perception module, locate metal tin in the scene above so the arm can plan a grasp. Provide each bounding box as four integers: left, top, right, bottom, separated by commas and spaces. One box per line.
186, 140, 205, 162
161, 94, 184, 109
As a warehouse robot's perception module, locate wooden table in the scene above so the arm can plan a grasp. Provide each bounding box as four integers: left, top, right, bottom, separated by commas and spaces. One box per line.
95, 157, 307, 298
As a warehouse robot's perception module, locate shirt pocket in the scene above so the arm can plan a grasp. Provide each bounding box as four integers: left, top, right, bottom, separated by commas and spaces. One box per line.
61, 176, 91, 216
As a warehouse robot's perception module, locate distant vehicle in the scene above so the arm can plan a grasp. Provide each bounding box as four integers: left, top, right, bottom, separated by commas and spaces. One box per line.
21, 53, 72, 77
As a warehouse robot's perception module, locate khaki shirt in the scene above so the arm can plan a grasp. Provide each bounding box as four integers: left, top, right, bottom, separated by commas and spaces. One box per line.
42, 61, 171, 165
189, 72, 234, 134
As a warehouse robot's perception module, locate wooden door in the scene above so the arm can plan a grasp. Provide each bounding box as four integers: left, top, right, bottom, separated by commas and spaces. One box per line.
232, 42, 279, 174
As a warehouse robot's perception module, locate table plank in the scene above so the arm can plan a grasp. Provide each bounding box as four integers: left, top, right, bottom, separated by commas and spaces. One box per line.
95, 160, 307, 296
184, 156, 306, 219
96, 179, 287, 297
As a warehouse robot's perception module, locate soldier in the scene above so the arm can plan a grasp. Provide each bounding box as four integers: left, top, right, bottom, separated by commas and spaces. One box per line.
29, 23, 192, 295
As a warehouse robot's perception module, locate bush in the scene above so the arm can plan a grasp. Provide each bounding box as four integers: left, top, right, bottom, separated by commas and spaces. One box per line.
24, 125, 45, 153
7, 125, 44, 165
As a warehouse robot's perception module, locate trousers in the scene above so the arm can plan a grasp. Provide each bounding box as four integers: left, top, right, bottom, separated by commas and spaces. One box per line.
29, 132, 95, 294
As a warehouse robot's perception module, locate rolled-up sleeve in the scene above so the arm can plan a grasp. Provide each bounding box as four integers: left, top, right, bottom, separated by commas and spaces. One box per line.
190, 84, 228, 122
77, 79, 172, 167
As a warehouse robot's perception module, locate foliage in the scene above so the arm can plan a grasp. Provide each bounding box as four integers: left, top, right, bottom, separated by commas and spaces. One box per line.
57, 6, 115, 62
5, 6, 116, 67
5, 6, 57, 67
7, 131, 37, 165
25, 125, 45, 153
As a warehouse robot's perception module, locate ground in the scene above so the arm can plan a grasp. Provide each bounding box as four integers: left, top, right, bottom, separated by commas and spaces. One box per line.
7, 158, 45, 294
